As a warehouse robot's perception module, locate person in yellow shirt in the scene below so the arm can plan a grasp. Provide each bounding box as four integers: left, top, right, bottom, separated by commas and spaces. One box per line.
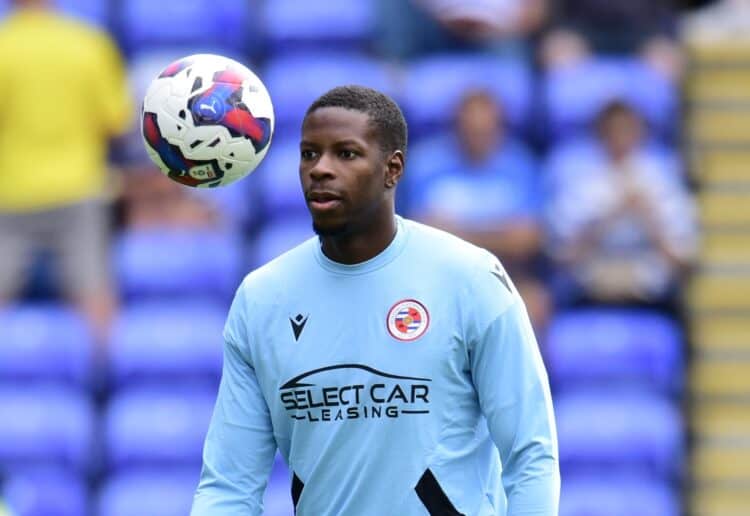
0, 0, 133, 339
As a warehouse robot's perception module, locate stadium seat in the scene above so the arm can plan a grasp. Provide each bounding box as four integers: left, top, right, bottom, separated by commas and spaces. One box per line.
119, 0, 252, 56
104, 386, 216, 470
560, 474, 681, 516
254, 137, 308, 216
98, 468, 199, 516
262, 0, 375, 52
263, 53, 396, 137
0, 304, 94, 386
0, 385, 95, 472
545, 309, 684, 394
114, 228, 242, 301
54, 0, 109, 28
401, 54, 533, 136
544, 57, 678, 140
3, 468, 88, 516
109, 301, 225, 387
252, 216, 315, 267
555, 391, 684, 478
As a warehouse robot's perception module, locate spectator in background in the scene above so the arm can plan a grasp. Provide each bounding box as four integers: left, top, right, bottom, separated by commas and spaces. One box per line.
0, 0, 133, 341
547, 100, 697, 310
540, 0, 684, 80
377, 0, 547, 59
682, 0, 750, 43
408, 90, 550, 328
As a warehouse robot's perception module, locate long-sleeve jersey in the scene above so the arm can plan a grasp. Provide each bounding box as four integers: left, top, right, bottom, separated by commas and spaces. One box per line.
192, 217, 559, 515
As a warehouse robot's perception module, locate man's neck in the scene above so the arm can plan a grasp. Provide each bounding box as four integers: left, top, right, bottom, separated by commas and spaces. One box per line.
320, 215, 398, 265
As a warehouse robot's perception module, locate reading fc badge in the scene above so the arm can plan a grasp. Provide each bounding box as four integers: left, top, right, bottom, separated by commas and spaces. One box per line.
387, 299, 430, 341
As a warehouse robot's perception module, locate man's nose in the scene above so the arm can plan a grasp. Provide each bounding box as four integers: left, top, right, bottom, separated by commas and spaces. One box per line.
308, 153, 336, 181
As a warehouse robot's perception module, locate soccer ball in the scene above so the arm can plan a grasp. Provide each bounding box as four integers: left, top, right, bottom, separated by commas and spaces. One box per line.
141, 54, 274, 188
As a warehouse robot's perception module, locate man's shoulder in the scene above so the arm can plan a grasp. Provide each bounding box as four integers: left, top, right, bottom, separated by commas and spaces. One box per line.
239, 235, 319, 293
403, 218, 497, 273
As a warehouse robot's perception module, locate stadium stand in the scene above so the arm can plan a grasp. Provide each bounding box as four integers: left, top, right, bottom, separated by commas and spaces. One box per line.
0, 1, 703, 514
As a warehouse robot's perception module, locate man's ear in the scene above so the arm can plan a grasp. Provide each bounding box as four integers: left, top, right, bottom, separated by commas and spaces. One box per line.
384, 150, 404, 189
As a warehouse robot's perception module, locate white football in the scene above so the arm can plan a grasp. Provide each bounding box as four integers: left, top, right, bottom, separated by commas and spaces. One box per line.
141, 54, 274, 187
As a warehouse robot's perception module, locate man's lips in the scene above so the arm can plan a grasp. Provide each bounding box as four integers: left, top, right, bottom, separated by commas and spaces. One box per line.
307, 191, 343, 211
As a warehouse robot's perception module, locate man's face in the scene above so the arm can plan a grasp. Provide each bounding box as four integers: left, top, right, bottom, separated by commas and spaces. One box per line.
300, 107, 391, 237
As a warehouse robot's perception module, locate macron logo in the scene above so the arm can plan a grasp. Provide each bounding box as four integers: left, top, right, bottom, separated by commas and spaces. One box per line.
290, 314, 309, 341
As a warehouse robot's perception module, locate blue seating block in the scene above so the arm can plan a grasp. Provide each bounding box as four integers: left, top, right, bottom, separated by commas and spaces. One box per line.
98, 468, 199, 516
104, 386, 216, 470
115, 229, 242, 301
263, 53, 395, 136
263, 0, 374, 50
402, 54, 533, 135
0, 385, 95, 472
0, 304, 94, 386
4, 468, 88, 516
556, 391, 683, 478
119, 0, 250, 55
544, 58, 678, 139
560, 474, 680, 516
545, 309, 684, 394
109, 301, 225, 386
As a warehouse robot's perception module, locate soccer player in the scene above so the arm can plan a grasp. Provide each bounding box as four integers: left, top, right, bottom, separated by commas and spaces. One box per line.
192, 86, 559, 515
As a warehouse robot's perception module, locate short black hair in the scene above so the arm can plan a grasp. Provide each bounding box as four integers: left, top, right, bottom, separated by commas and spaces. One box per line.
305, 85, 408, 160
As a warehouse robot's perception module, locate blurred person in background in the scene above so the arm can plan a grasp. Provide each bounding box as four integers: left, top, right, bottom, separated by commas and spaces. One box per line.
540, 0, 683, 80
547, 100, 697, 311
408, 90, 550, 328
118, 171, 223, 230
682, 0, 750, 42
0, 0, 133, 341
378, 0, 547, 59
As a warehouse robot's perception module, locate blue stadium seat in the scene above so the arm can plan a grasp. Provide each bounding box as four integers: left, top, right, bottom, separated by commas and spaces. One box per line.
402, 54, 533, 136
114, 229, 242, 301
252, 216, 314, 267
0, 304, 94, 386
119, 0, 251, 55
109, 301, 225, 387
560, 474, 680, 516
3, 468, 88, 516
0, 385, 94, 472
54, 0, 109, 28
254, 137, 308, 217
104, 386, 216, 471
544, 57, 678, 140
263, 53, 396, 137
98, 468, 199, 516
555, 391, 684, 478
262, 0, 375, 52
545, 309, 684, 394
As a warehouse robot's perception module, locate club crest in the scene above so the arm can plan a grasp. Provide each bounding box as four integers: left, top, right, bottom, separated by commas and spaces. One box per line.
387, 299, 430, 341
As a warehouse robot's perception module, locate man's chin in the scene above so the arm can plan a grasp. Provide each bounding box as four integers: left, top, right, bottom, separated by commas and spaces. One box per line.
312, 219, 349, 237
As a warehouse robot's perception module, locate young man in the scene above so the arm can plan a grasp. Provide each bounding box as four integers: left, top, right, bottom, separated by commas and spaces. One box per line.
192, 86, 559, 515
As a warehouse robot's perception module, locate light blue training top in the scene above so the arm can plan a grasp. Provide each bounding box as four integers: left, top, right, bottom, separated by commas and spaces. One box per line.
192, 217, 559, 515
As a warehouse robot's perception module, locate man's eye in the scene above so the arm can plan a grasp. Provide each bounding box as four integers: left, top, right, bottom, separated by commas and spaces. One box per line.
340, 150, 357, 159
301, 150, 317, 160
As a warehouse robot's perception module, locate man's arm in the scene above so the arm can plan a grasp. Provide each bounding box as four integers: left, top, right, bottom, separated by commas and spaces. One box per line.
191, 335, 277, 515
470, 267, 559, 515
